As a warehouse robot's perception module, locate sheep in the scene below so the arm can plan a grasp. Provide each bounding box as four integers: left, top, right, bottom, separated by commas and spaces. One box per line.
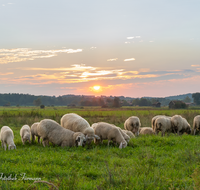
20, 125, 31, 145
37, 119, 86, 147
60, 113, 100, 144
171, 115, 191, 135
91, 122, 127, 149
30, 122, 41, 143
116, 127, 130, 143
154, 116, 172, 136
139, 127, 155, 135
0, 126, 16, 150
151, 115, 171, 131
124, 116, 141, 136
193, 115, 200, 135
122, 130, 135, 138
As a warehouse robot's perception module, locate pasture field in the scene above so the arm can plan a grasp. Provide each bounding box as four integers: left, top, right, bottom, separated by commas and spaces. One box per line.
0, 107, 200, 189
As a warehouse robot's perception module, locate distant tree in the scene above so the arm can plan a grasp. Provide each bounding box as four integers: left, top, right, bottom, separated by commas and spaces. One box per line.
183, 96, 192, 103
33, 98, 41, 106
192, 93, 200, 105
113, 97, 121, 108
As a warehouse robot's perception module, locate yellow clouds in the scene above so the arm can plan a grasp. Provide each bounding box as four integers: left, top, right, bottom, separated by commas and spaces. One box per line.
0, 48, 82, 64
107, 58, 118, 61
124, 58, 135, 62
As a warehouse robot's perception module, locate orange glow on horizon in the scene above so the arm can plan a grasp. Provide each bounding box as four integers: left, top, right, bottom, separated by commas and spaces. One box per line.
89, 85, 102, 93
93, 85, 100, 90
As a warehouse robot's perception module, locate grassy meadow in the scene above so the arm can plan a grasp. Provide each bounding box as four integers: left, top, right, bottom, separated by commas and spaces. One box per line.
0, 106, 200, 189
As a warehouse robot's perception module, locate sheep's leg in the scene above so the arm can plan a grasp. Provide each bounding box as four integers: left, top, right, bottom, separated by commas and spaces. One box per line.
194, 129, 196, 135
4, 143, 7, 150
29, 139, 31, 144
107, 140, 110, 146
177, 131, 179, 136
22, 138, 25, 145
38, 136, 41, 144
1, 141, 4, 149
32, 134, 35, 143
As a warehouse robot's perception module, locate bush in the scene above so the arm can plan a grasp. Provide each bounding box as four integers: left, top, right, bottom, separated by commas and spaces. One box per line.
40, 105, 45, 109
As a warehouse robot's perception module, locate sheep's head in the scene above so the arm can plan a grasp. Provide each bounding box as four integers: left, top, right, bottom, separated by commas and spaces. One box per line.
119, 141, 127, 149
8, 144, 16, 150
75, 134, 86, 146
186, 126, 192, 134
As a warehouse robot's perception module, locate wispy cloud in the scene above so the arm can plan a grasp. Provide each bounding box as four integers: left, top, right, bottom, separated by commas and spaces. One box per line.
125, 42, 131, 44
191, 65, 200, 67
107, 58, 118, 62
0, 72, 13, 76
124, 58, 135, 62
0, 48, 82, 64
90, 47, 97, 50
127, 37, 134, 39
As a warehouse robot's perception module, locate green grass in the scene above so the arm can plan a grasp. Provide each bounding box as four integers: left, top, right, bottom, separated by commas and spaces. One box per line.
0, 107, 200, 189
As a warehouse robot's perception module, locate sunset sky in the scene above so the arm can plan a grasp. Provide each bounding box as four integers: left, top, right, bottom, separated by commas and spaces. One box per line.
0, 0, 200, 98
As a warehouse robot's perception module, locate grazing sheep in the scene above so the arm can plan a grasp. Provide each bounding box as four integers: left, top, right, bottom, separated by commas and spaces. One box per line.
20, 125, 31, 145
0, 126, 16, 150
116, 127, 130, 143
154, 117, 172, 136
31, 122, 41, 143
124, 116, 141, 136
151, 115, 171, 131
37, 119, 86, 147
122, 130, 135, 138
193, 115, 200, 135
139, 127, 155, 135
91, 122, 127, 149
171, 115, 191, 135
60, 113, 100, 144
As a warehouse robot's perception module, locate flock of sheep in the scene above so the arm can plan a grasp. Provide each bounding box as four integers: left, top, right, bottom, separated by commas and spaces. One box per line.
0, 113, 200, 150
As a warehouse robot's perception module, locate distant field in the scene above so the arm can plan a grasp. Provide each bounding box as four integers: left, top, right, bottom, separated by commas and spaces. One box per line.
0, 107, 200, 189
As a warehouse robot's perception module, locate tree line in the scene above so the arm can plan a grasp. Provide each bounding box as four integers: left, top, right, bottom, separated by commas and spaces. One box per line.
0, 92, 199, 107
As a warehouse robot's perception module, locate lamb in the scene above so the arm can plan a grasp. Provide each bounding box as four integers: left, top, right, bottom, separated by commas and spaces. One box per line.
193, 115, 200, 135
60, 113, 100, 144
122, 130, 135, 138
124, 116, 141, 136
0, 126, 16, 150
37, 119, 86, 147
30, 122, 41, 143
171, 115, 191, 135
154, 116, 172, 136
91, 122, 127, 149
20, 125, 31, 145
139, 127, 155, 135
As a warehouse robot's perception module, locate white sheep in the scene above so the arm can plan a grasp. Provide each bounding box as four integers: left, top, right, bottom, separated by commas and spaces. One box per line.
122, 130, 135, 138
20, 125, 31, 145
193, 115, 200, 135
60, 113, 100, 144
151, 115, 170, 131
139, 127, 155, 135
0, 126, 16, 150
124, 116, 141, 136
154, 117, 172, 136
91, 122, 127, 149
37, 119, 86, 147
30, 122, 41, 143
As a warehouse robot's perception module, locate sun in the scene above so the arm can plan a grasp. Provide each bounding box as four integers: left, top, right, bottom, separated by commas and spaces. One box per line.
93, 85, 101, 91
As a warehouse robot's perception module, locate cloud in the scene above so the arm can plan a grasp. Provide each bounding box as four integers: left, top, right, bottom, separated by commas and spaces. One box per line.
125, 42, 131, 44
127, 37, 134, 39
136, 36, 141, 38
90, 47, 97, 49
107, 58, 118, 62
191, 65, 200, 67
0, 48, 83, 64
124, 58, 135, 62
0, 72, 13, 76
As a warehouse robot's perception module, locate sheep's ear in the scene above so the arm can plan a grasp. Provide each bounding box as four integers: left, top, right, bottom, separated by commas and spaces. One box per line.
76, 136, 80, 141
94, 135, 100, 140
119, 142, 123, 149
